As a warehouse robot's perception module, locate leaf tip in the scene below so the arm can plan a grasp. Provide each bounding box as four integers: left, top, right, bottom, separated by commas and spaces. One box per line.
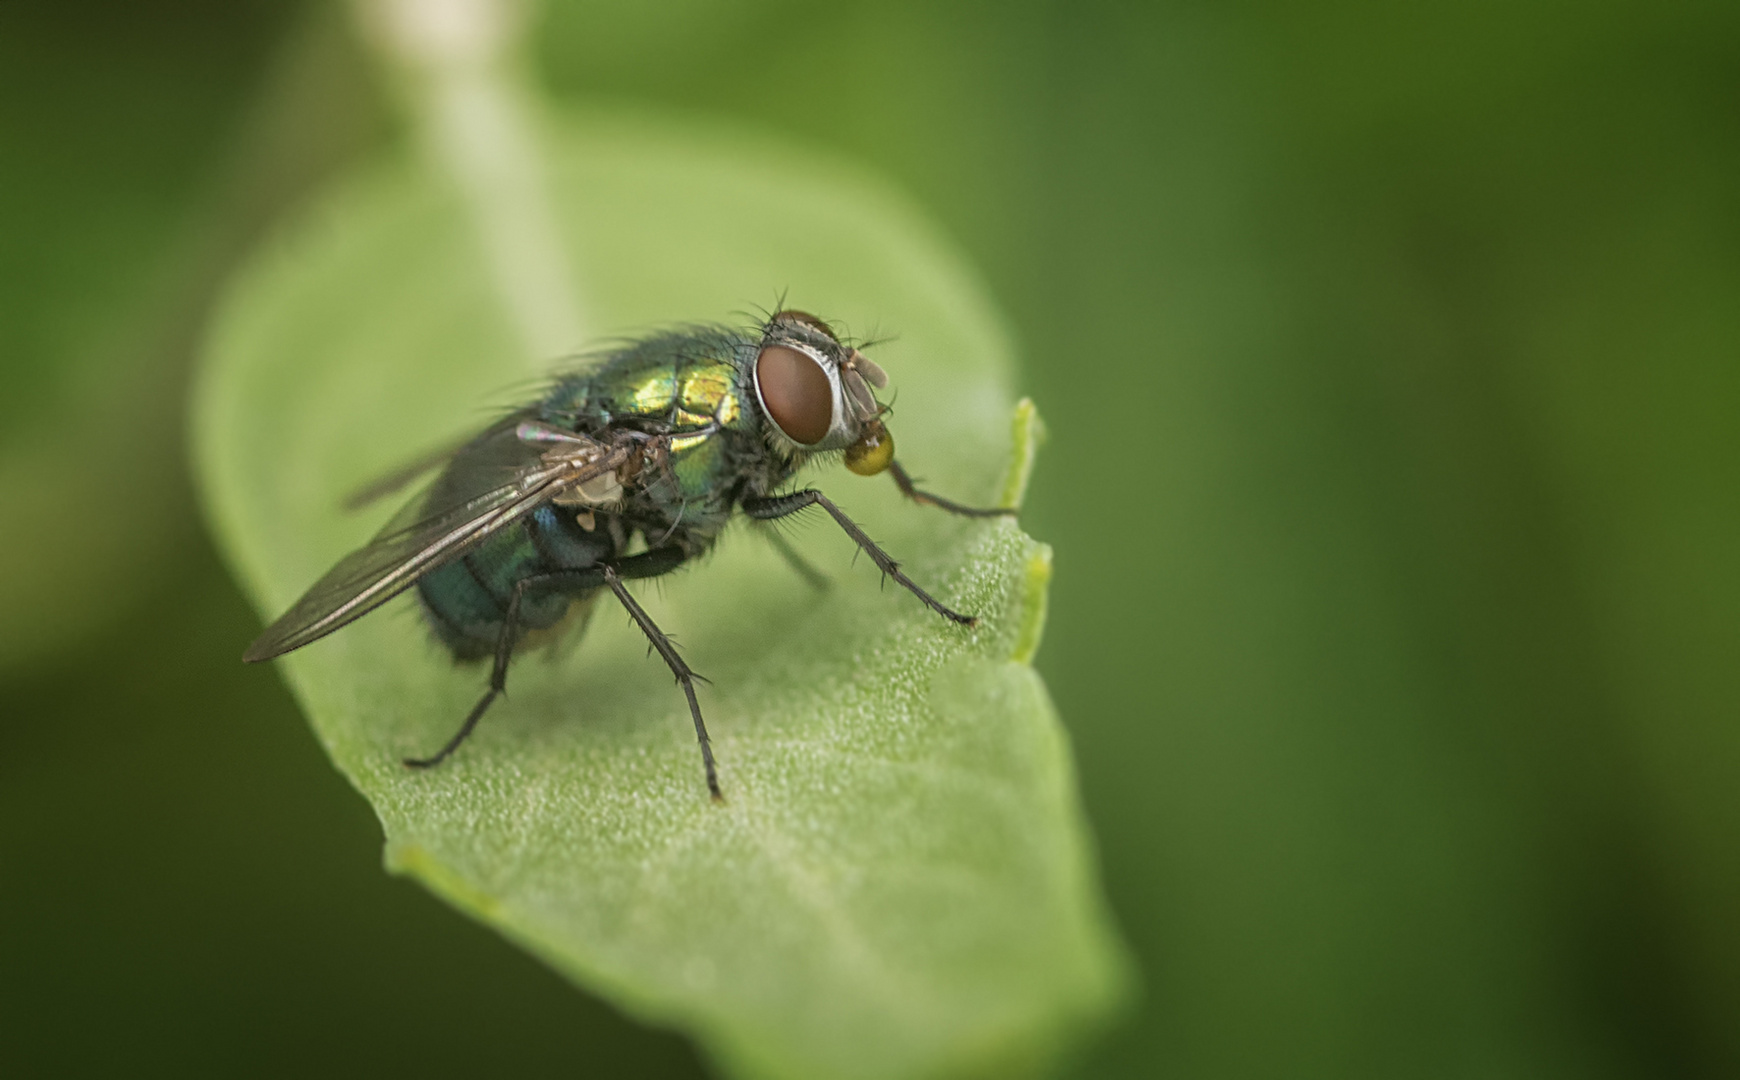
999, 398, 1045, 511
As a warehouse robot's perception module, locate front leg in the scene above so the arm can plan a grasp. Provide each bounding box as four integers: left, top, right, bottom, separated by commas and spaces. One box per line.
741, 490, 976, 626
888, 460, 1018, 518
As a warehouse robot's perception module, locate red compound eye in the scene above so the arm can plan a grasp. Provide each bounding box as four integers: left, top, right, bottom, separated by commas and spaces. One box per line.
756, 345, 834, 445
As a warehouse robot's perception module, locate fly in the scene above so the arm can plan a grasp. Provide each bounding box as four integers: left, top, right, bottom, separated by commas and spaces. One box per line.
244, 310, 1015, 800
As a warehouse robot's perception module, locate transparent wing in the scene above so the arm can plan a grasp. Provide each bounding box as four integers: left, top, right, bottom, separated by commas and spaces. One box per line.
245, 416, 627, 662
340, 434, 475, 511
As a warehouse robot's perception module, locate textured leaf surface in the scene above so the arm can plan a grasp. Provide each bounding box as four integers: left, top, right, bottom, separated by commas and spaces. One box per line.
194, 112, 1127, 1080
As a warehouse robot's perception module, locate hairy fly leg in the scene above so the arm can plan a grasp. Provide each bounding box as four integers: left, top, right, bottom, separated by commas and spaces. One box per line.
741, 490, 976, 625
600, 565, 722, 801
887, 460, 1018, 518
754, 522, 831, 591
403, 572, 549, 769
404, 547, 687, 770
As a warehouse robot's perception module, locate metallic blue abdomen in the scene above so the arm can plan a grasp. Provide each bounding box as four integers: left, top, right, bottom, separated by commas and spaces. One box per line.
417, 503, 614, 660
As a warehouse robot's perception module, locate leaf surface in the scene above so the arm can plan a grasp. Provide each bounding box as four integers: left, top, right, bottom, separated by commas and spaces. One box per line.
194, 111, 1127, 1080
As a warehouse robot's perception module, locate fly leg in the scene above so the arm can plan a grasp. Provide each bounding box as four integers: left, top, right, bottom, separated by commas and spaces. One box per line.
756, 523, 831, 591
600, 564, 722, 802
404, 573, 546, 769
741, 490, 977, 626
888, 460, 1018, 518
404, 549, 686, 770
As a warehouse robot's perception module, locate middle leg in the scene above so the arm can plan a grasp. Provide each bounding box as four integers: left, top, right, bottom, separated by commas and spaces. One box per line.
601, 565, 722, 801
755, 521, 831, 591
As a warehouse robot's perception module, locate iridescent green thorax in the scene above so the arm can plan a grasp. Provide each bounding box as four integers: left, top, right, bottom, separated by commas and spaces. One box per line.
537, 326, 800, 555
543, 327, 755, 434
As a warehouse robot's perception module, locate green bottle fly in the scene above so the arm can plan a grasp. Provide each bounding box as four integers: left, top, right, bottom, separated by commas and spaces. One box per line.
245, 310, 1013, 799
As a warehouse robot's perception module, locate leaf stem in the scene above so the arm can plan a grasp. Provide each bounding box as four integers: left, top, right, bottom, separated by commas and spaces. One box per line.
355, 0, 585, 361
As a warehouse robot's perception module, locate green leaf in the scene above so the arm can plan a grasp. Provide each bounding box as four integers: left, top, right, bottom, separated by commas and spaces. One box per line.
193, 111, 1128, 1080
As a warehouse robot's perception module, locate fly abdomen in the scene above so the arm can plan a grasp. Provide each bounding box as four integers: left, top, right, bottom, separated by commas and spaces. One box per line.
418, 504, 615, 660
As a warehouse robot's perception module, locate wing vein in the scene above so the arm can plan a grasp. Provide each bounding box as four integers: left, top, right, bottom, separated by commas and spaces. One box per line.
245, 425, 636, 662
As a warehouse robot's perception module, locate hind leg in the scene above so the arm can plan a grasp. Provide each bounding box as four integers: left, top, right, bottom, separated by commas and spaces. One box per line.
405, 548, 685, 769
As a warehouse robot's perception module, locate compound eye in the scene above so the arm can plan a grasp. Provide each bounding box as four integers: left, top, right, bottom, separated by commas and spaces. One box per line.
756, 345, 834, 445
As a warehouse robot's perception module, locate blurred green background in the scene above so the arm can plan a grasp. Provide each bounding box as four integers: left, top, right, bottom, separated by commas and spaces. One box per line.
3, 0, 1736, 1076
